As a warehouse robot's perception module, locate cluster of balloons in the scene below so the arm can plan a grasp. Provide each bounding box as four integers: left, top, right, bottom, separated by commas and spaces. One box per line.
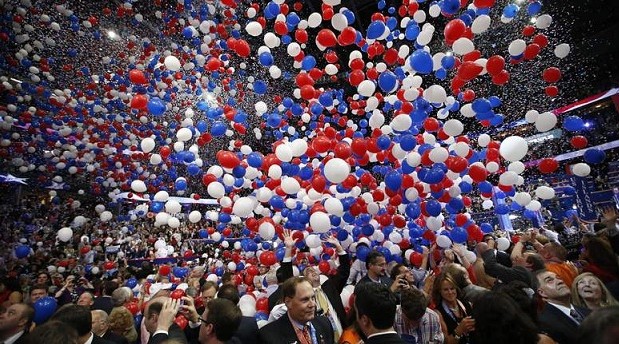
3, 0, 602, 269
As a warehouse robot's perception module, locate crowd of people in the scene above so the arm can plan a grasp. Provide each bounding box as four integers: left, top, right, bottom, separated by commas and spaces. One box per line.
1, 192, 619, 344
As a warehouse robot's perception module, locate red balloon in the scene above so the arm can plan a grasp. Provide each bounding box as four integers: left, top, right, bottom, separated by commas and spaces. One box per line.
256, 297, 269, 312
318, 261, 330, 274
457, 61, 483, 81
128, 69, 147, 84
259, 251, 276, 266
542, 67, 562, 83
469, 164, 488, 183
532, 33, 549, 48
174, 315, 188, 330
338, 27, 357, 46
473, 0, 496, 8
444, 19, 466, 44
316, 29, 337, 48
545, 85, 559, 97
486, 55, 505, 76
491, 70, 510, 86
234, 39, 251, 57
130, 94, 148, 109
423, 118, 440, 132
523, 44, 541, 60
103, 261, 115, 270
159, 265, 171, 276
448, 156, 468, 173
410, 252, 423, 267
538, 158, 559, 174
125, 302, 139, 315
80, 246, 91, 255
170, 289, 185, 300
216, 150, 240, 169
570, 135, 588, 149
206, 58, 222, 71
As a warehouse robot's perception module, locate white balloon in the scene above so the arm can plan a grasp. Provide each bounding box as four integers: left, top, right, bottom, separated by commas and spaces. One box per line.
258, 221, 275, 239
424, 85, 447, 103
164, 55, 181, 71
572, 163, 591, 177
140, 137, 156, 153
478, 134, 491, 147
245, 21, 263, 36
508, 161, 526, 174
165, 199, 182, 214
535, 112, 557, 132
526, 200, 542, 211
535, 186, 556, 200
514, 192, 532, 206
57, 227, 73, 242
499, 136, 528, 162
554, 43, 570, 59
207, 182, 225, 198
233, 197, 255, 217
482, 200, 494, 210
154, 191, 170, 202
176, 128, 193, 142
306, 234, 322, 248
188, 210, 202, 223
310, 212, 331, 233
168, 217, 180, 228
429, 147, 449, 163
525, 110, 539, 123
390, 114, 412, 132
131, 180, 147, 193
496, 237, 510, 251
436, 235, 452, 248
452, 38, 475, 55
443, 119, 464, 137
357, 80, 376, 97
324, 198, 344, 217
275, 144, 293, 162
508, 39, 526, 56
323, 158, 350, 184
535, 14, 553, 29
100, 211, 113, 222
471, 15, 491, 34
281, 177, 301, 195
426, 216, 442, 231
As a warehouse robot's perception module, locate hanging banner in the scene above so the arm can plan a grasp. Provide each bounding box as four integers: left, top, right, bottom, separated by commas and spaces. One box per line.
570, 175, 598, 221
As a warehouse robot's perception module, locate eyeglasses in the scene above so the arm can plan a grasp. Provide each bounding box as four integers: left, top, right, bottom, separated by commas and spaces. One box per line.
198, 317, 211, 325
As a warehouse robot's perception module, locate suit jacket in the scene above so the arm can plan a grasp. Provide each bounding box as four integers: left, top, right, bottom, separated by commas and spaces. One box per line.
230, 315, 259, 344
258, 314, 334, 344
538, 303, 590, 344
496, 250, 513, 267
101, 331, 129, 344
481, 250, 531, 287
92, 334, 115, 344
92, 296, 114, 315
268, 260, 294, 311
319, 253, 351, 329
147, 323, 189, 344
365, 332, 406, 344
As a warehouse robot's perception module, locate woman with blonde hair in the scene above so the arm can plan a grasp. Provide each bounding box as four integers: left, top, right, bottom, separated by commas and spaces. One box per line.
108, 306, 138, 343
571, 272, 619, 310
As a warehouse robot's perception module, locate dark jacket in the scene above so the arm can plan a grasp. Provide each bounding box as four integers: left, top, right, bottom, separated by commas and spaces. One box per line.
268, 260, 293, 311
538, 303, 590, 344
258, 314, 334, 344
318, 253, 351, 329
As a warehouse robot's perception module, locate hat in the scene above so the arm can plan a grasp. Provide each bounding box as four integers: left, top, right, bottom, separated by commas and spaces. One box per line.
148, 282, 173, 296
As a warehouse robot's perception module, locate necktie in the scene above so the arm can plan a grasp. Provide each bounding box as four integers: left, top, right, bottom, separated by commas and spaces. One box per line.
570, 308, 584, 324
315, 288, 330, 316
303, 325, 312, 344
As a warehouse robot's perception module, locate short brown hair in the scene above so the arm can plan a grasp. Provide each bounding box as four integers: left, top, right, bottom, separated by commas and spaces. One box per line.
401, 288, 428, 321
281, 276, 311, 300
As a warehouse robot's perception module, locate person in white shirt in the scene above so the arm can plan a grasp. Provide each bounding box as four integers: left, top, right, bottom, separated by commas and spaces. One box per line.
0, 303, 34, 344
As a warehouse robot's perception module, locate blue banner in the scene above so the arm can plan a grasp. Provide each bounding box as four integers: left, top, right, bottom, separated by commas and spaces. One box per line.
570, 176, 598, 221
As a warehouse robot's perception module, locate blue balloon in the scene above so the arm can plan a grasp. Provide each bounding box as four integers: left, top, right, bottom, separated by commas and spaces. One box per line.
378, 71, 397, 92
356, 245, 371, 261
503, 4, 520, 18
259, 52, 274, 66
15, 245, 30, 258
182, 26, 194, 38
451, 227, 468, 243
126, 278, 138, 289
367, 21, 386, 39
583, 148, 605, 164
301, 55, 317, 71
441, 0, 461, 15
211, 121, 227, 136
409, 50, 433, 74
253, 80, 267, 95
495, 204, 510, 215
33, 297, 57, 324
147, 97, 166, 116
563, 116, 585, 132
480, 223, 493, 234
472, 98, 492, 113
527, 1, 542, 16
426, 200, 442, 217
385, 170, 403, 190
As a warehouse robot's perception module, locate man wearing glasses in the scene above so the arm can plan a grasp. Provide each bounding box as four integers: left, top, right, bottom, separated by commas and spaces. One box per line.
355, 251, 404, 294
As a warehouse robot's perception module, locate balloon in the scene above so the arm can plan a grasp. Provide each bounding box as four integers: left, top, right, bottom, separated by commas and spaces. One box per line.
499, 136, 528, 162
535, 186, 555, 200
15, 245, 30, 258
496, 237, 510, 251
33, 297, 57, 324
58, 227, 73, 242
554, 43, 570, 59
323, 158, 350, 184
409, 49, 433, 74
437, 235, 452, 248
570, 136, 588, 149
535, 112, 557, 132
164, 56, 181, 71
542, 67, 562, 83
538, 158, 559, 174
583, 149, 605, 164
563, 116, 585, 132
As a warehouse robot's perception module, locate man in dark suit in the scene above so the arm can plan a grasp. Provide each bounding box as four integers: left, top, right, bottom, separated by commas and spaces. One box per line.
535, 270, 591, 344
267, 230, 295, 312
144, 297, 188, 344
50, 304, 114, 344
197, 298, 243, 344
0, 302, 34, 344
355, 251, 399, 293
354, 282, 404, 344
302, 236, 350, 342
216, 284, 259, 344
482, 234, 513, 267
91, 310, 129, 344
259, 276, 334, 344
92, 281, 118, 315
